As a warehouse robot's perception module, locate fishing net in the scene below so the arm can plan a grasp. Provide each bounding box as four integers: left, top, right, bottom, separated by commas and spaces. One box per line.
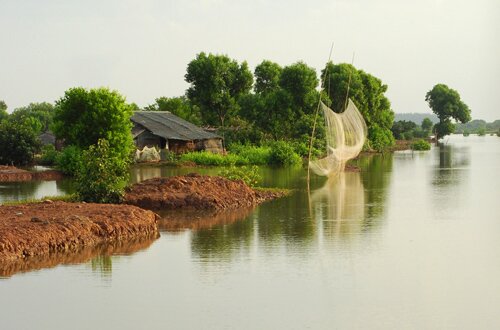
309, 99, 367, 177
134, 146, 161, 163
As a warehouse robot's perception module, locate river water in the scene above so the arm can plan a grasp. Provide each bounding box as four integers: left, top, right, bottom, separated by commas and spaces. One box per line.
1, 135, 499, 329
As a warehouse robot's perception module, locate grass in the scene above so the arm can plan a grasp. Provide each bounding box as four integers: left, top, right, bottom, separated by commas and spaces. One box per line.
1, 194, 76, 206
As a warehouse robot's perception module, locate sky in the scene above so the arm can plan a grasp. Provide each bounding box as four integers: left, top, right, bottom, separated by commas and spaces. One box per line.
0, 0, 498, 120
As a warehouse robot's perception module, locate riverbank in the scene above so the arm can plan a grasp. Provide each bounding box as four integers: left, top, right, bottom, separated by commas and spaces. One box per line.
125, 173, 289, 211
0, 201, 159, 262
0, 166, 64, 182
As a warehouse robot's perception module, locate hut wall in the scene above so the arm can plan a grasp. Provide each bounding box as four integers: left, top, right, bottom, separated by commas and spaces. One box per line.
135, 131, 166, 149
195, 138, 224, 154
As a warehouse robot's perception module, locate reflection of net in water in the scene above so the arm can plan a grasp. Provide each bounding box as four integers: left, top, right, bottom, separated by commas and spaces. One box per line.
309, 99, 367, 177
311, 172, 365, 236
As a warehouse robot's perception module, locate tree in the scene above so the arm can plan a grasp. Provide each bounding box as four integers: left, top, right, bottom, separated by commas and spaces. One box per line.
52, 87, 134, 159
9, 102, 54, 134
76, 139, 129, 203
0, 100, 8, 122
185, 52, 253, 128
391, 120, 417, 140
145, 96, 201, 125
421, 117, 433, 135
254, 60, 282, 95
425, 84, 471, 141
321, 62, 395, 151
0, 120, 40, 165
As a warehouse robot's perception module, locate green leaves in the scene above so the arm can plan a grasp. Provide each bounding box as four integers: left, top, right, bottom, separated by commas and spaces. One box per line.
0, 120, 40, 165
53, 87, 134, 160
186, 53, 253, 127
322, 62, 395, 151
425, 84, 471, 140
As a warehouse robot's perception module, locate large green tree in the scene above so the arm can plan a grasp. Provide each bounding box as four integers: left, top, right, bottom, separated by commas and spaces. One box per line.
0, 120, 40, 165
254, 60, 282, 95
185, 52, 253, 128
9, 102, 54, 134
425, 84, 471, 141
321, 62, 395, 151
52, 87, 134, 159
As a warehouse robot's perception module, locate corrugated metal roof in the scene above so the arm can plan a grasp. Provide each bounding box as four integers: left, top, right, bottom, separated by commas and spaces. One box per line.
131, 111, 221, 141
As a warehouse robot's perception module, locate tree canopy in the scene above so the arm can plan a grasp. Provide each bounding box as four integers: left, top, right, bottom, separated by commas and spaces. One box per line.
9, 102, 54, 134
425, 84, 471, 140
0, 120, 40, 165
321, 62, 394, 151
52, 87, 134, 159
185, 52, 253, 128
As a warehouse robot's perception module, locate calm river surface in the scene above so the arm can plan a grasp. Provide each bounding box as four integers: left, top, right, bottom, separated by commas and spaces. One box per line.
1, 135, 499, 329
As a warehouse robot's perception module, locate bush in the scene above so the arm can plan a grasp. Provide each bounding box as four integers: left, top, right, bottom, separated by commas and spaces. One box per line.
55, 146, 82, 175
38, 144, 59, 165
229, 144, 271, 165
269, 140, 302, 166
179, 151, 247, 166
411, 139, 431, 151
76, 139, 130, 203
0, 120, 41, 166
218, 165, 261, 187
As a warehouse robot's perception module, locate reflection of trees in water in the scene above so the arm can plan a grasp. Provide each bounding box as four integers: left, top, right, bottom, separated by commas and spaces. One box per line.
188, 157, 393, 262
358, 154, 393, 225
0, 181, 41, 202
91, 256, 113, 277
190, 214, 254, 262
432, 143, 470, 186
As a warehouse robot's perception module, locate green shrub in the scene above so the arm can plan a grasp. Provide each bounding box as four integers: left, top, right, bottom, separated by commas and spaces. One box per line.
76, 139, 130, 203
55, 145, 82, 175
229, 144, 271, 165
411, 139, 431, 151
38, 144, 60, 165
218, 165, 261, 187
269, 140, 302, 166
180, 151, 247, 166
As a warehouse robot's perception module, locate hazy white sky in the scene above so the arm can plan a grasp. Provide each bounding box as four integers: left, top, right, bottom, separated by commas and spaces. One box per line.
0, 0, 498, 120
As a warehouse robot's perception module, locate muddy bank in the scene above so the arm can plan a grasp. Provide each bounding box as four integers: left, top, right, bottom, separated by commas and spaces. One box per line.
0, 201, 158, 262
0, 235, 156, 277
0, 166, 64, 182
125, 173, 288, 211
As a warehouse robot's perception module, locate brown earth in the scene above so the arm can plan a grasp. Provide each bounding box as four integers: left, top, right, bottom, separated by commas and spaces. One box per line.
0, 166, 65, 182
0, 201, 159, 262
124, 173, 288, 211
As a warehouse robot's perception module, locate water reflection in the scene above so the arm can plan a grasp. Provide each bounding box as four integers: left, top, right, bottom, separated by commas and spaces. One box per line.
0, 235, 157, 278
310, 172, 365, 237
0, 178, 74, 203
433, 142, 470, 186
189, 155, 393, 263
158, 207, 255, 232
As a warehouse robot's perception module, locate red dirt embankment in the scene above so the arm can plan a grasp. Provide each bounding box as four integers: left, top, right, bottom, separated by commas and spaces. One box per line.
0, 166, 64, 182
0, 201, 159, 262
125, 173, 287, 211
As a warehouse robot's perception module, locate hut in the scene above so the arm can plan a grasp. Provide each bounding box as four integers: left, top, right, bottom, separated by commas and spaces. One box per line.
131, 111, 223, 154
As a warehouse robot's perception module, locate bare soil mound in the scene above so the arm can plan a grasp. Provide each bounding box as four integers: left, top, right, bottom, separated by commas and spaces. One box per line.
125, 173, 287, 211
0, 166, 64, 182
0, 201, 159, 262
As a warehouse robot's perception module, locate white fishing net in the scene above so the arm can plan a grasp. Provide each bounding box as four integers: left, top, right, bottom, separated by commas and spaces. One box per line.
309, 99, 367, 177
134, 146, 161, 163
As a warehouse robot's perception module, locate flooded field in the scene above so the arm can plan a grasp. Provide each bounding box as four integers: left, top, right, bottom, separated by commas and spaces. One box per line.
1, 135, 499, 329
